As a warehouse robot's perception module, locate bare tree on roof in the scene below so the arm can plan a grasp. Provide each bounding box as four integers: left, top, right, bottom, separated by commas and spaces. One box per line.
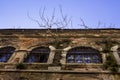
27, 6, 72, 29
27, 6, 72, 66
27, 6, 72, 41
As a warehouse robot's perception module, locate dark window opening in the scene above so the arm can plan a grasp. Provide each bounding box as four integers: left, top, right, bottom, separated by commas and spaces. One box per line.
0, 46, 16, 62
117, 48, 120, 57
66, 46, 102, 63
24, 47, 50, 63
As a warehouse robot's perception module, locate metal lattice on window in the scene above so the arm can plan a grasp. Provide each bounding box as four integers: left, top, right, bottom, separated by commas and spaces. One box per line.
66, 46, 102, 63
24, 47, 50, 63
0, 46, 16, 62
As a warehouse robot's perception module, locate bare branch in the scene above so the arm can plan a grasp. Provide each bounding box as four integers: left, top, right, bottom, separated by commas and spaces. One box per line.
97, 21, 101, 28
28, 6, 72, 42
39, 7, 49, 27
50, 8, 56, 24
70, 17, 73, 29
27, 12, 45, 28
103, 23, 106, 28
79, 18, 89, 29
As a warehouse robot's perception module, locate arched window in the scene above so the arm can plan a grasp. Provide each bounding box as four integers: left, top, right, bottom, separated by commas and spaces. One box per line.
0, 46, 16, 62
24, 47, 50, 63
66, 46, 102, 63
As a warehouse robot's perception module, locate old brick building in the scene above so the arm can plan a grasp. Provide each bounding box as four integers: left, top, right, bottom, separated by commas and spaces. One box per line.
0, 29, 120, 80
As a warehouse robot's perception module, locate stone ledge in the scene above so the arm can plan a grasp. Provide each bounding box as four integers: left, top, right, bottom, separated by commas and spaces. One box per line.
48, 66, 61, 71
0, 69, 119, 74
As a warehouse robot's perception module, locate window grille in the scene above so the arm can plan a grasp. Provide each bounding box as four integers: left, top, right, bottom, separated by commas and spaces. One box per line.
0, 46, 15, 62
66, 47, 102, 63
24, 47, 50, 63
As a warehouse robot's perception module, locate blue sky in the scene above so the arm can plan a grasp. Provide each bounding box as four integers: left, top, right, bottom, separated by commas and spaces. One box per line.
0, 0, 120, 29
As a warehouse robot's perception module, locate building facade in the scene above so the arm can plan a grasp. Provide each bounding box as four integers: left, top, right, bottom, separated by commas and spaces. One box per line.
0, 29, 120, 80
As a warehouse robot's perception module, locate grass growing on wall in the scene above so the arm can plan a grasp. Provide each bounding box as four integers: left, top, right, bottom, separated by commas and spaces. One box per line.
102, 53, 119, 72
16, 63, 27, 69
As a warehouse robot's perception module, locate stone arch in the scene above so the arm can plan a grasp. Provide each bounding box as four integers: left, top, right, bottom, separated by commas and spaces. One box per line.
0, 44, 19, 51
66, 46, 102, 63
0, 46, 16, 62
71, 44, 102, 52
27, 44, 49, 51
24, 46, 50, 63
